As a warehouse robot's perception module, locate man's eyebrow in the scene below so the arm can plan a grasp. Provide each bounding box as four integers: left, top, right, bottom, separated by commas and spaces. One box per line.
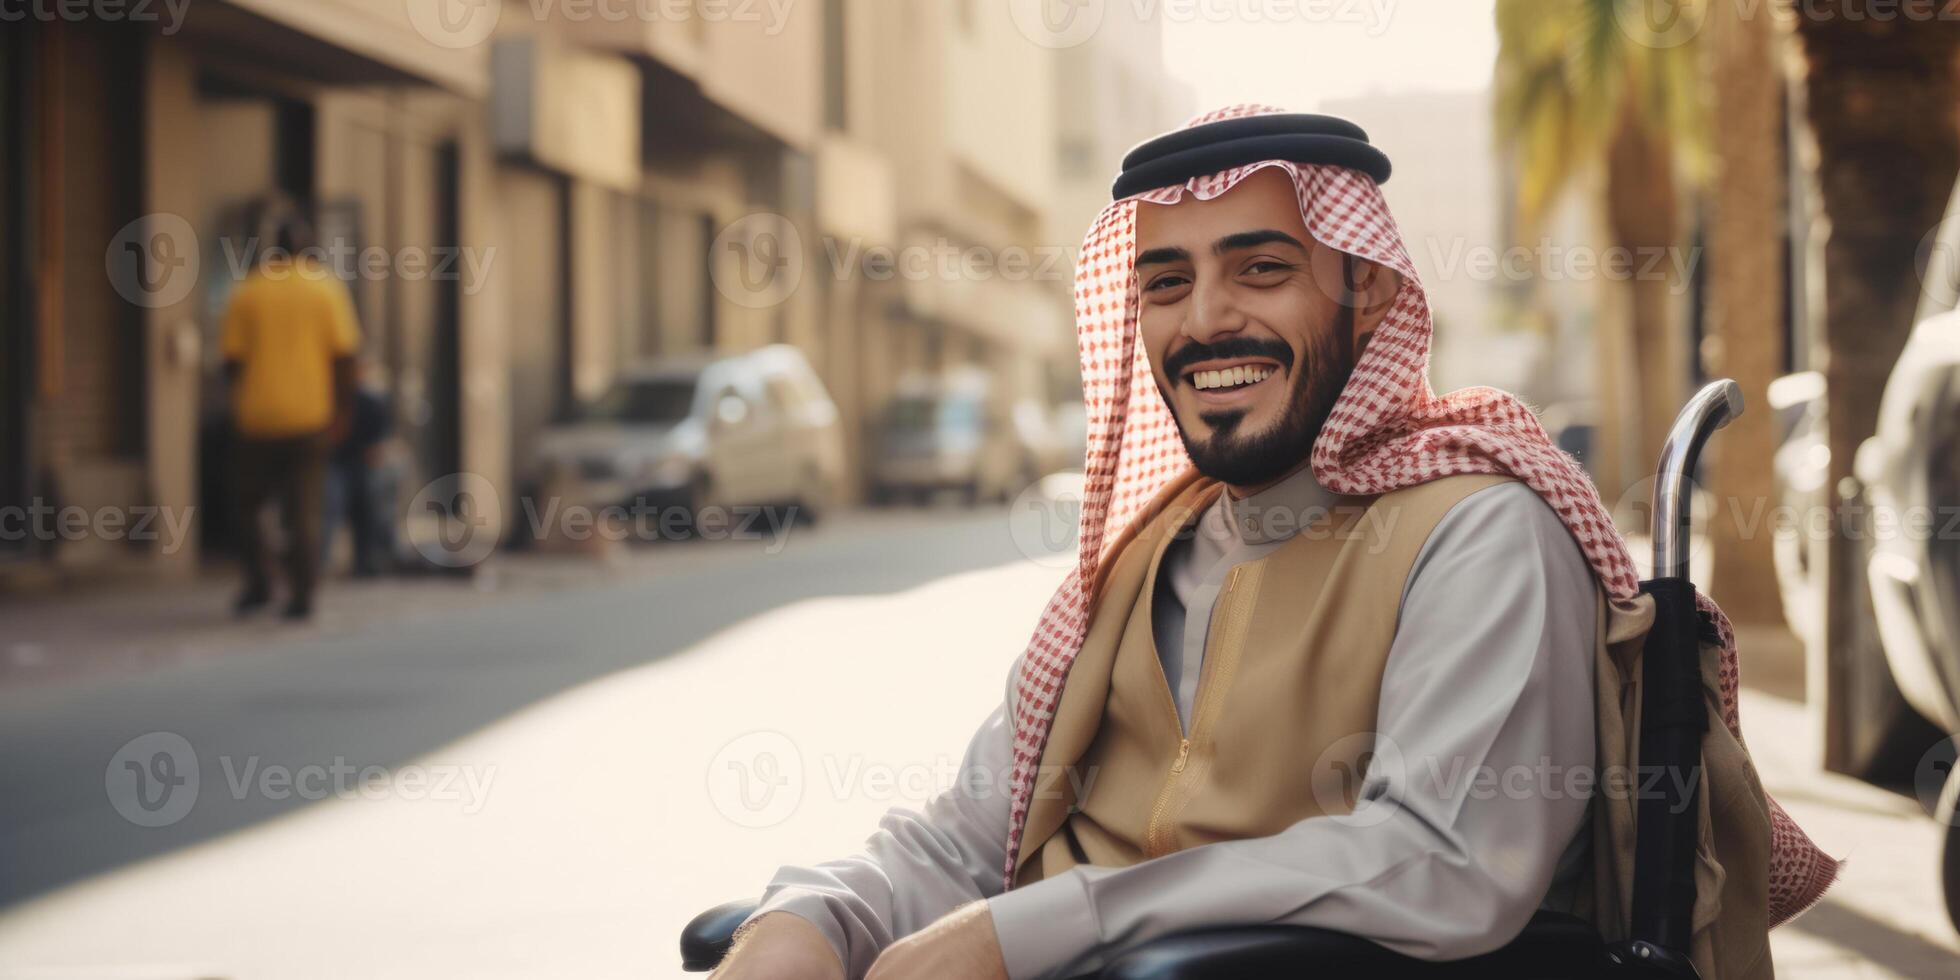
1134, 231, 1308, 269
1214, 230, 1308, 253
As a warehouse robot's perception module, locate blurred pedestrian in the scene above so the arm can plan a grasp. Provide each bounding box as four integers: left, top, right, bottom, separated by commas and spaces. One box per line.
220, 201, 360, 620
322, 358, 393, 577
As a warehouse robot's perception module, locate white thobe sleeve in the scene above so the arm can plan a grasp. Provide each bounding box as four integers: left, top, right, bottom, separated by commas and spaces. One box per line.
740, 656, 1018, 978
985, 481, 1600, 979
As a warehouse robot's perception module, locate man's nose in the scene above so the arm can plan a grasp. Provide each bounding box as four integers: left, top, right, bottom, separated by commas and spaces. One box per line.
1185, 281, 1249, 345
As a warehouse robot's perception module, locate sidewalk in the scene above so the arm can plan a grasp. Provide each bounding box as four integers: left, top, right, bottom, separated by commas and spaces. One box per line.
1735, 623, 1960, 978
0, 546, 688, 691
3, 533, 1956, 977
0, 506, 960, 691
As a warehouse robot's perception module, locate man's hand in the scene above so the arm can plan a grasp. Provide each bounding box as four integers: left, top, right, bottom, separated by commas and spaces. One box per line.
865, 901, 1008, 980
711, 912, 845, 980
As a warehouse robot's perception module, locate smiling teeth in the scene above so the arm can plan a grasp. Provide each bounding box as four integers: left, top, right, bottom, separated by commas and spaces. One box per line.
1193, 366, 1275, 391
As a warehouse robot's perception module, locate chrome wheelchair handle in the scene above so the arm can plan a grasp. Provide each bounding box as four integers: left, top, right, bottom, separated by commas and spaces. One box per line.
1652, 379, 1744, 582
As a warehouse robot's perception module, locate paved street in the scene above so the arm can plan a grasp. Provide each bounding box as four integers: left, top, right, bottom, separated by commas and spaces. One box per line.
0, 507, 1954, 978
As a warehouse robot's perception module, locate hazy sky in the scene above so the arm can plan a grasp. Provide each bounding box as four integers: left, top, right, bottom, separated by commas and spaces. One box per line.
1158, 0, 1499, 112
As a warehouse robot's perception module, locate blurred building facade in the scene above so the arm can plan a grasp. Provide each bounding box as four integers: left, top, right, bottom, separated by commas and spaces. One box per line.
1050, 3, 1193, 407
1320, 89, 1520, 399
0, 0, 1190, 575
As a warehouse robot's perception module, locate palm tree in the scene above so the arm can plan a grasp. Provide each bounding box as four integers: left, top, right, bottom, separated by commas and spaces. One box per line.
1789, 10, 1960, 772
1493, 0, 1703, 500
1700, 0, 1786, 626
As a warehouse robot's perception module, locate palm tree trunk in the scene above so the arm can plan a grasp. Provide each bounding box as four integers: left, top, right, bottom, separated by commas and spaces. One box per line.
1792, 10, 1960, 771
1603, 102, 1683, 500
1701, 0, 1787, 626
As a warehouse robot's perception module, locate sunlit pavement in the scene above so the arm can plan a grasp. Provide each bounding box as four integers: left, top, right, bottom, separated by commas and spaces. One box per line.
0, 508, 1954, 978
1743, 687, 1960, 978
0, 503, 1066, 979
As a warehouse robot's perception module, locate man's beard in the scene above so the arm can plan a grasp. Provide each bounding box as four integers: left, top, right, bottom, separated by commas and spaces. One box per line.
1162, 303, 1358, 488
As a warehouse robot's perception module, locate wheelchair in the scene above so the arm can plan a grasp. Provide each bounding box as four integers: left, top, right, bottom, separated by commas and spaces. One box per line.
680, 380, 1747, 979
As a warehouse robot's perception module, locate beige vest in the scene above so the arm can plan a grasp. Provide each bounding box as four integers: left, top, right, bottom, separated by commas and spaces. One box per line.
1012, 470, 1776, 980
1015, 471, 1505, 878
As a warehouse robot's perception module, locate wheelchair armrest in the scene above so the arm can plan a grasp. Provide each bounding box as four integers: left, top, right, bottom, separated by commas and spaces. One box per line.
1097, 910, 1607, 980
681, 899, 760, 972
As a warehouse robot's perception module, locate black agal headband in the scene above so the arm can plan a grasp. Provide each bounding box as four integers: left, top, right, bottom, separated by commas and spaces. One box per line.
1111, 113, 1392, 200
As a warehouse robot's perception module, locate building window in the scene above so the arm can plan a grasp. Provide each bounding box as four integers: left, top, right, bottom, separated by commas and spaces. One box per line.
697, 213, 719, 350
636, 200, 719, 357
824, 0, 848, 131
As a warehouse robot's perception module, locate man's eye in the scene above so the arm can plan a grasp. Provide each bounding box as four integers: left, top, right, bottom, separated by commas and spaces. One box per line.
1144, 274, 1190, 293
1243, 260, 1292, 276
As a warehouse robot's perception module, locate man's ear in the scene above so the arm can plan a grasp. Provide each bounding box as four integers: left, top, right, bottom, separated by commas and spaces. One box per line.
1349, 259, 1401, 332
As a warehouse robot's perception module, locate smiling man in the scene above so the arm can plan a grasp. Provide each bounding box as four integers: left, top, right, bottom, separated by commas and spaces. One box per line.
1135, 170, 1384, 490
710, 106, 1829, 980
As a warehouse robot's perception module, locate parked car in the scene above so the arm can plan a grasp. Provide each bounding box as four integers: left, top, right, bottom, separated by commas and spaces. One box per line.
1857, 312, 1960, 933
528, 345, 845, 533
1765, 366, 1940, 785
868, 370, 1051, 506
1781, 176, 1960, 932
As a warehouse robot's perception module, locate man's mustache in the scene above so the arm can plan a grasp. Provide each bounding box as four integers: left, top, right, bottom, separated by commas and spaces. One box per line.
1162, 337, 1295, 385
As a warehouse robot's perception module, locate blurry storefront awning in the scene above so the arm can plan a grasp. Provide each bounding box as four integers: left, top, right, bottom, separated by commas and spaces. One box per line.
553, 0, 821, 153
492, 36, 642, 193
208, 0, 491, 96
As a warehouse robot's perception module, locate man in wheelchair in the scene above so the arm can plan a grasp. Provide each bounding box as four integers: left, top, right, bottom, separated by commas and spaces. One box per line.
700, 107, 1836, 980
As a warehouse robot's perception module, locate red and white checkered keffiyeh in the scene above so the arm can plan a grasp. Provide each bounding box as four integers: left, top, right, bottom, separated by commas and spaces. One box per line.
1002, 104, 1838, 928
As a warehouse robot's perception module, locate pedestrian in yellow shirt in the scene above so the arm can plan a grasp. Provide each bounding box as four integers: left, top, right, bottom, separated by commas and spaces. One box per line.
219, 207, 360, 620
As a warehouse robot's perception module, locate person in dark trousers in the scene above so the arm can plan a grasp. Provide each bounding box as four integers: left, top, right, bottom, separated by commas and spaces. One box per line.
220, 203, 360, 620
324, 360, 392, 577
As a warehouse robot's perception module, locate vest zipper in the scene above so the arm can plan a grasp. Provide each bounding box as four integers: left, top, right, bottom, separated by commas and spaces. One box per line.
1143, 564, 1251, 858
